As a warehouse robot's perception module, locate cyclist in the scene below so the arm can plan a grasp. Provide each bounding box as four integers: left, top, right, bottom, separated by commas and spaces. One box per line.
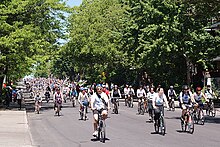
53, 88, 63, 114
205, 85, 215, 99
110, 85, 121, 110
205, 85, 216, 112
193, 87, 208, 112
124, 84, 129, 106
152, 88, 169, 122
78, 87, 89, 113
90, 84, 110, 137
127, 85, 135, 106
34, 92, 42, 113
167, 85, 177, 110
137, 85, 147, 113
179, 85, 194, 121
147, 87, 157, 121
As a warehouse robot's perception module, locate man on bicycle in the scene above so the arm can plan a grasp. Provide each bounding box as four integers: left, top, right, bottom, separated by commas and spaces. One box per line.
167, 85, 177, 110
110, 85, 121, 111
90, 84, 110, 137
53, 88, 63, 114
205, 85, 216, 112
34, 92, 42, 113
124, 84, 129, 106
137, 85, 147, 113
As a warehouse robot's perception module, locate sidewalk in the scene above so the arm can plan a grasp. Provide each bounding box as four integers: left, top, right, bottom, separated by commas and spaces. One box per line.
0, 109, 34, 147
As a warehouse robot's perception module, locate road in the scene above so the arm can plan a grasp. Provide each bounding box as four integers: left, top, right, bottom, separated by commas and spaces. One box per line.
26, 97, 220, 147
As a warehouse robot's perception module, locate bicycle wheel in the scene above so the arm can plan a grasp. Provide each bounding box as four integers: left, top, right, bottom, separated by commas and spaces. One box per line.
171, 101, 175, 111
100, 121, 106, 143
188, 114, 194, 134
154, 120, 159, 133
181, 119, 185, 132
200, 110, 205, 125
211, 109, 216, 117
193, 112, 198, 124
114, 105, 118, 114
141, 104, 144, 115
160, 116, 166, 135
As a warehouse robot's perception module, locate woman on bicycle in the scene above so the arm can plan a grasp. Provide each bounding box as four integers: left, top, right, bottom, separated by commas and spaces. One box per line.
78, 87, 89, 113
179, 85, 194, 121
147, 87, 157, 121
152, 88, 169, 121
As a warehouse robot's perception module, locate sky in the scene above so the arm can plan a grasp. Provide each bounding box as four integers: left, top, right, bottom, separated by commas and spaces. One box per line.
66, 0, 82, 7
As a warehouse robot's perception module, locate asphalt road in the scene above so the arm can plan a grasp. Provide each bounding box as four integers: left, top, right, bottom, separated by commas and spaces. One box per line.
26, 98, 220, 147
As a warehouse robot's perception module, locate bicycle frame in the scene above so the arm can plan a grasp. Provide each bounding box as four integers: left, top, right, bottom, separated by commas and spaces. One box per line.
111, 97, 119, 114
181, 105, 194, 134
154, 106, 165, 135
97, 109, 106, 143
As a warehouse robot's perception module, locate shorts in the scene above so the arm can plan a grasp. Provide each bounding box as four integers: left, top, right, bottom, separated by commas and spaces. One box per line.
196, 101, 204, 108
93, 109, 107, 121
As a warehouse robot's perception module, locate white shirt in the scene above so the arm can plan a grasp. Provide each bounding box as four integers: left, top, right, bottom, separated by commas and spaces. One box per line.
147, 92, 157, 101
91, 92, 109, 110
137, 89, 146, 98
124, 87, 129, 95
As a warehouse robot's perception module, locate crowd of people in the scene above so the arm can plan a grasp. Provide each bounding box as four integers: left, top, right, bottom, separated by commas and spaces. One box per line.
20, 77, 218, 137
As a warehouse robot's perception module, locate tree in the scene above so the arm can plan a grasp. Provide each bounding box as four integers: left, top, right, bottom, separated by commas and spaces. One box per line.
0, 0, 67, 93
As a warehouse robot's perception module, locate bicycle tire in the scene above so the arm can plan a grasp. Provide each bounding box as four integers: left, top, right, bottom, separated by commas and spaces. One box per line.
171, 101, 175, 111
160, 116, 166, 135
200, 110, 205, 125
211, 109, 216, 117
100, 121, 106, 143
188, 114, 194, 134
154, 120, 159, 133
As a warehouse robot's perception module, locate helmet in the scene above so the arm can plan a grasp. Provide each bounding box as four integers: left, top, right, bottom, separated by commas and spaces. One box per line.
96, 84, 102, 88
196, 87, 202, 91
170, 86, 174, 89
182, 85, 189, 90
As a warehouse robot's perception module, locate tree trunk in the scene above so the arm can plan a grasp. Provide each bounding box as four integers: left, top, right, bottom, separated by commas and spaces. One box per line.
186, 56, 191, 86
0, 76, 4, 96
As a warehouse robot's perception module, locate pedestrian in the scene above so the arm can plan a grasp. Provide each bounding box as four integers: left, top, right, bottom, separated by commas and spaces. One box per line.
5, 87, 11, 109
17, 88, 22, 110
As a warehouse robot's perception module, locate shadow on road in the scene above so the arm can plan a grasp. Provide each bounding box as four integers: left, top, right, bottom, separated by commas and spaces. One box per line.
150, 132, 167, 136
204, 116, 220, 124
91, 138, 110, 142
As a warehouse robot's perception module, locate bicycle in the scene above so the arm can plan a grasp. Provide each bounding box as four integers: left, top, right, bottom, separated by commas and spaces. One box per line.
138, 97, 145, 115
181, 104, 194, 134
168, 96, 175, 111
193, 104, 205, 125
55, 99, 62, 116
206, 99, 216, 117
71, 96, 76, 107
111, 97, 119, 114
35, 100, 41, 114
97, 109, 106, 143
79, 101, 88, 120
154, 106, 166, 135
127, 94, 134, 108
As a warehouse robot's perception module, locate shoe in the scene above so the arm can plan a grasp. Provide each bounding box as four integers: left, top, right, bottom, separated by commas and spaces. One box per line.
93, 131, 98, 137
